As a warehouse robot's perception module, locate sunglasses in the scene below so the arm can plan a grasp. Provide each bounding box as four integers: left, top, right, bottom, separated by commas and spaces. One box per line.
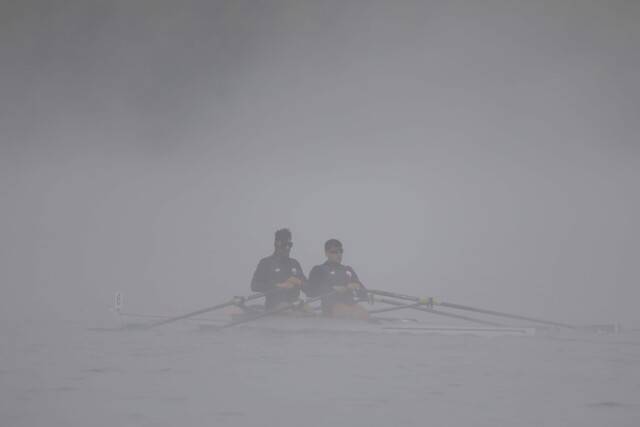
328, 247, 344, 254
278, 241, 293, 249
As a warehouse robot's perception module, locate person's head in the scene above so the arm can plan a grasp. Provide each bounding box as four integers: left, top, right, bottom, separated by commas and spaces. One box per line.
324, 239, 343, 263
274, 228, 293, 258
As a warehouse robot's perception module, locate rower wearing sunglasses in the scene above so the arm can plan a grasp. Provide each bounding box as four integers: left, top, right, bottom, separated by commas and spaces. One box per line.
250, 228, 310, 312
308, 239, 370, 319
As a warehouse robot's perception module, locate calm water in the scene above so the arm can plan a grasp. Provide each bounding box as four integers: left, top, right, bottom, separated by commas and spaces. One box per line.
2, 319, 639, 427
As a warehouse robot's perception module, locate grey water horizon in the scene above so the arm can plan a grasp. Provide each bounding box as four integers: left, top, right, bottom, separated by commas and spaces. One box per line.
2, 318, 640, 427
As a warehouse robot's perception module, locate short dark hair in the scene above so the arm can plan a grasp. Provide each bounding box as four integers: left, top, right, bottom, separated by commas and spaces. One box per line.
274, 228, 292, 245
325, 239, 342, 252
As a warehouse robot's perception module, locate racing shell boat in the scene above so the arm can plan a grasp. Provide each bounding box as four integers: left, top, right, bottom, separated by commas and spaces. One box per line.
110, 291, 618, 337
112, 292, 537, 337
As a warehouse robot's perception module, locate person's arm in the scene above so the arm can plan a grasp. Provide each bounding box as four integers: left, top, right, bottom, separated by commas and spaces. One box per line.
251, 259, 273, 292
296, 261, 312, 296
346, 267, 367, 299
306, 266, 317, 297
307, 265, 325, 297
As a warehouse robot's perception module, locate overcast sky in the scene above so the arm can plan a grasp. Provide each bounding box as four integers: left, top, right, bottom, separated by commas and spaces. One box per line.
1, 0, 639, 327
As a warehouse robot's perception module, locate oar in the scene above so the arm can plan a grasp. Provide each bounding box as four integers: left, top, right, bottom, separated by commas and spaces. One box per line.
369, 302, 422, 314
117, 312, 227, 323
218, 291, 338, 330
149, 288, 283, 329
367, 289, 577, 329
369, 297, 507, 327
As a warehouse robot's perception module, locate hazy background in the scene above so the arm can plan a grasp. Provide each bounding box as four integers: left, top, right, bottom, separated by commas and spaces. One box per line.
2, 0, 639, 327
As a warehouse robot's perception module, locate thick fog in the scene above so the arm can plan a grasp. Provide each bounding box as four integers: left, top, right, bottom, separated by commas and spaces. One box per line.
2, 0, 639, 328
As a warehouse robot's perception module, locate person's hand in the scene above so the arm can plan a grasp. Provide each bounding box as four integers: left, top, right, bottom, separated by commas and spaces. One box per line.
346, 283, 361, 292
287, 276, 302, 286
277, 282, 295, 290
333, 286, 348, 294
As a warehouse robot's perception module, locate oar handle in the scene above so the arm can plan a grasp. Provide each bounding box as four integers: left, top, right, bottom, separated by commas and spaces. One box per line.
219, 291, 338, 330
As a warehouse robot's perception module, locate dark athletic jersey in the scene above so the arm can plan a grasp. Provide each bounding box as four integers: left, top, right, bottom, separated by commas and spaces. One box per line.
251, 254, 309, 309
308, 261, 367, 316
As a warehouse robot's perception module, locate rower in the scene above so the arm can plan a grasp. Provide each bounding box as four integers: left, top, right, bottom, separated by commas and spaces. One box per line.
308, 239, 370, 320
250, 228, 311, 314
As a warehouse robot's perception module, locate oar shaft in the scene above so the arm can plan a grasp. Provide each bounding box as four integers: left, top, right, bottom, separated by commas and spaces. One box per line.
368, 289, 428, 303
150, 300, 235, 328
438, 301, 575, 329
220, 291, 337, 330
368, 289, 576, 329
368, 303, 422, 315
149, 289, 279, 328
373, 297, 507, 327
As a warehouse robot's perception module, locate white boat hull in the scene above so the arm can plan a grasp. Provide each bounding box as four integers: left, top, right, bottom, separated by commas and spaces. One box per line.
194, 315, 537, 337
